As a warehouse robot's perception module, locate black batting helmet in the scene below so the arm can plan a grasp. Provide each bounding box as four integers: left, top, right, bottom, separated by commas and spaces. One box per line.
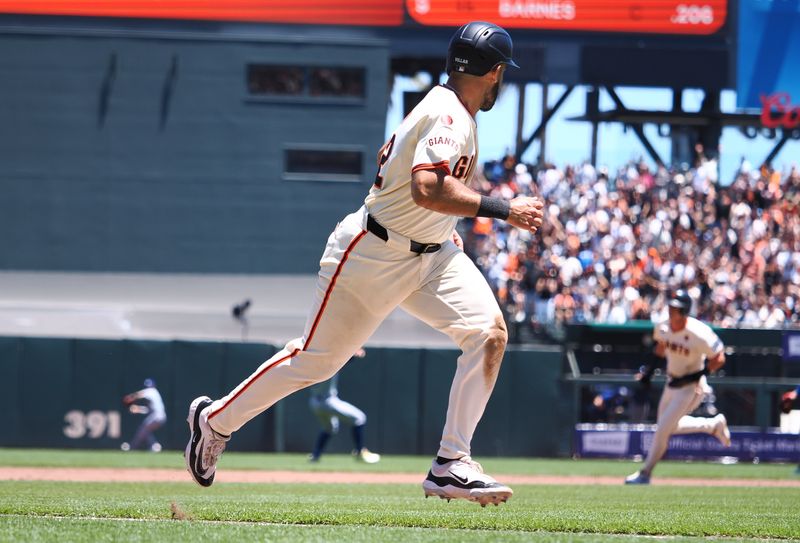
446, 21, 520, 76
668, 289, 692, 315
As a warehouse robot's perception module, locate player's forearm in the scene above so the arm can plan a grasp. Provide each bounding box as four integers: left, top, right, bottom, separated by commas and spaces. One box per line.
707, 352, 726, 372
410, 169, 482, 216
411, 169, 543, 233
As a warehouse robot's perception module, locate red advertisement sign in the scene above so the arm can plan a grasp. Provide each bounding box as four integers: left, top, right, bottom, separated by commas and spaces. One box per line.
407, 0, 727, 35
0, 1, 404, 26
0, 0, 727, 34
761, 93, 800, 129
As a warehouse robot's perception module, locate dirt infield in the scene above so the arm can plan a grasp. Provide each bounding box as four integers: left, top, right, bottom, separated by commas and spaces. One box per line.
2, 467, 800, 487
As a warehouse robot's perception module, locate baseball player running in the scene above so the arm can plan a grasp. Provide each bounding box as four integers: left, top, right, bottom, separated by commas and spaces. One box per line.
185, 21, 544, 507
625, 290, 731, 485
779, 386, 800, 474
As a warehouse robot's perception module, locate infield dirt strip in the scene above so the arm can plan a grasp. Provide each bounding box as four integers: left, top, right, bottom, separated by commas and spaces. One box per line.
1, 467, 799, 487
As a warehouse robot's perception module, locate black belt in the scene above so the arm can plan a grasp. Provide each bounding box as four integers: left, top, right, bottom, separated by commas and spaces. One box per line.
366, 214, 442, 254
667, 368, 708, 388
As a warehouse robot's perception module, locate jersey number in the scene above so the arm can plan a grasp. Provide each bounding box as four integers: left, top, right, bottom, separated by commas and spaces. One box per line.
373, 134, 396, 189
453, 155, 475, 180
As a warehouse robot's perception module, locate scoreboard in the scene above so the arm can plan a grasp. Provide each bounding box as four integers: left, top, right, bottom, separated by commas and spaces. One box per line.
0, 0, 727, 35
408, 1, 727, 35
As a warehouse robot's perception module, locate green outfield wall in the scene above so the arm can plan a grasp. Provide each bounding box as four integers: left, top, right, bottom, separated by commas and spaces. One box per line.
0, 336, 570, 457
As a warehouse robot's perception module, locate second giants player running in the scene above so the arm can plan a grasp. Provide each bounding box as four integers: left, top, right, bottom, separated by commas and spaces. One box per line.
185, 21, 544, 506
625, 289, 732, 485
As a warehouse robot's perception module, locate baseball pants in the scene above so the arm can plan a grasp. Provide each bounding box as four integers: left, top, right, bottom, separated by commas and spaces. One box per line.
310, 394, 367, 433
130, 414, 166, 450
206, 205, 505, 459
643, 376, 719, 473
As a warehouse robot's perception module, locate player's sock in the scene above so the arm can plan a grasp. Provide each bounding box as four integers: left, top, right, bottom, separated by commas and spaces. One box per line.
352, 424, 365, 452
206, 419, 230, 440
436, 456, 457, 465
312, 431, 331, 459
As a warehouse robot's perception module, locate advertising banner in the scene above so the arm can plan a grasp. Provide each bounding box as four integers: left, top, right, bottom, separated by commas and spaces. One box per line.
575, 424, 800, 462
737, 0, 800, 109
783, 330, 800, 362
0, 0, 404, 26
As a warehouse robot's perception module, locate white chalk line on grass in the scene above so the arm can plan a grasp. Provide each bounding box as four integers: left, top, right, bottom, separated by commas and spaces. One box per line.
0, 513, 788, 541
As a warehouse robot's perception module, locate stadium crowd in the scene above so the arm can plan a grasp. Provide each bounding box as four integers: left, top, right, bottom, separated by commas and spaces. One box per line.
461, 152, 800, 338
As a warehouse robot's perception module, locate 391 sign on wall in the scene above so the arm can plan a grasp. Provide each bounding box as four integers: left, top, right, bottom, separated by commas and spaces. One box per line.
63, 410, 122, 440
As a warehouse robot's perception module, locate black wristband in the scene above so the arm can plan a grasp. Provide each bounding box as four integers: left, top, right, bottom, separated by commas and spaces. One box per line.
476, 196, 510, 220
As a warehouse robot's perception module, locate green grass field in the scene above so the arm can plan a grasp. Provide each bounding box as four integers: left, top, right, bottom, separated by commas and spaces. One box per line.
1, 448, 798, 542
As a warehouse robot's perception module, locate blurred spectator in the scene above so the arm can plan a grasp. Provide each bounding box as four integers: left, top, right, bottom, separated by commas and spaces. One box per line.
465, 156, 800, 339
583, 385, 631, 423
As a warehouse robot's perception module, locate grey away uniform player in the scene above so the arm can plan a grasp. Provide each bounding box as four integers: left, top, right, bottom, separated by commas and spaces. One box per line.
121, 378, 167, 452
184, 21, 545, 507
308, 348, 380, 463
626, 290, 731, 485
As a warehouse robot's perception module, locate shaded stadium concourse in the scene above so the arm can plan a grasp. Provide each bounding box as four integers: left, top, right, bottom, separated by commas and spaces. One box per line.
0, 272, 452, 347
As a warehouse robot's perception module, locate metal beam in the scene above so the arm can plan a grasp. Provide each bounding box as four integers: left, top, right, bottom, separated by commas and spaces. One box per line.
515, 82, 526, 158
515, 85, 574, 161
567, 110, 764, 127
540, 83, 549, 163
763, 132, 790, 166
587, 87, 599, 167
605, 87, 665, 166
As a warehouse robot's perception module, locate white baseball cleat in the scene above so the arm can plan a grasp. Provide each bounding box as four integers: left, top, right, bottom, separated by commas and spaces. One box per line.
422, 456, 513, 507
184, 395, 229, 487
624, 470, 651, 485
712, 413, 731, 447
354, 448, 381, 464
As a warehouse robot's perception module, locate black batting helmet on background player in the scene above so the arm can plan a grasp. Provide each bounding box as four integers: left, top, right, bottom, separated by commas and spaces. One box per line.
668, 289, 692, 315
446, 21, 520, 76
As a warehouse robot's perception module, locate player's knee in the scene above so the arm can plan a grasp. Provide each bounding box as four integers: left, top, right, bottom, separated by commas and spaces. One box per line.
485, 315, 508, 355
299, 357, 346, 387
481, 316, 507, 377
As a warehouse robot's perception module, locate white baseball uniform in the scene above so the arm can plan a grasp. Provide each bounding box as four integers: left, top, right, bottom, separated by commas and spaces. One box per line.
642, 317, 725, 473
205, 84, 502, 460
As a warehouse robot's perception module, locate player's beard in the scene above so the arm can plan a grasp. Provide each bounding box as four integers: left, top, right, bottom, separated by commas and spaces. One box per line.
480, 80, 501, 112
